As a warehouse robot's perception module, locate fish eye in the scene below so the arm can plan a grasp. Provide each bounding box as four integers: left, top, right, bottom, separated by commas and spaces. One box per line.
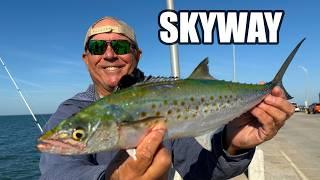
72, 128, 86, 141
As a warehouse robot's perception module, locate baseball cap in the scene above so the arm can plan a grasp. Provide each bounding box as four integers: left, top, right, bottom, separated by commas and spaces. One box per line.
84, 16, 138, 49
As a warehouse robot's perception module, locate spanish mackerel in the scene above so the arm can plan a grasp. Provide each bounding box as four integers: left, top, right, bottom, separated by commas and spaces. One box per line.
37, 39, 305, 155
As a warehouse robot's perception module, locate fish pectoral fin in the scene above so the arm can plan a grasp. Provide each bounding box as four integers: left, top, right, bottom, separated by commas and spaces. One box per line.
126, 148, 137, 160
187, 57, 216, 80
195, 131, 216, 152
118, 116, 168, 149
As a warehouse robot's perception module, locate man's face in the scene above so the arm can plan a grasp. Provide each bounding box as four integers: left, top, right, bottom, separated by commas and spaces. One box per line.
83, 32, 140, 95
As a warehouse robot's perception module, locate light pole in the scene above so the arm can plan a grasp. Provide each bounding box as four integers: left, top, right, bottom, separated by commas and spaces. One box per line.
166, 0, 180, 78
298, 66, 309, 107
232, 44, 236, 82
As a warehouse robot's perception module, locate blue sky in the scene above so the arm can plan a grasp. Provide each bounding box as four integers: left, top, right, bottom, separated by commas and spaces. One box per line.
0, 0, 319, 115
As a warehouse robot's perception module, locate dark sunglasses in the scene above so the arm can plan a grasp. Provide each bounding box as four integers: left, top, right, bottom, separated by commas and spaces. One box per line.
87, 40, 136, 55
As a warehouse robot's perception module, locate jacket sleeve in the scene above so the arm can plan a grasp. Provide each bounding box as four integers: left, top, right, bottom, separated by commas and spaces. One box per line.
39, 101, 106, 180
171, 127, 255, 180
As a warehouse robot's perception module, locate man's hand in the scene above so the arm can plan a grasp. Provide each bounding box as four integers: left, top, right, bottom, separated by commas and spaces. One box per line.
225, 86, 295, 155
109, 123, 171, 180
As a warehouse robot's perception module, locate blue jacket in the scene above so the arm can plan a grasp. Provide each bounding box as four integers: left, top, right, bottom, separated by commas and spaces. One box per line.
39, 85, 255, 180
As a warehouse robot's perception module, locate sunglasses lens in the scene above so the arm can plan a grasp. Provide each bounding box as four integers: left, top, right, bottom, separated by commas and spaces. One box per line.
111, 40, 131, 55
88, 40, 132, 55
88, 40, 107, 55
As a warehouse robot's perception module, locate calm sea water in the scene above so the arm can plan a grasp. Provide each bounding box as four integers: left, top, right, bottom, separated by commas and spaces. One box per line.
0, 114, 50, 180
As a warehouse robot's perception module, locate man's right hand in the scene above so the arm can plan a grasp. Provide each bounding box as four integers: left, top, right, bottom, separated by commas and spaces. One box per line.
109, 123, 171, 180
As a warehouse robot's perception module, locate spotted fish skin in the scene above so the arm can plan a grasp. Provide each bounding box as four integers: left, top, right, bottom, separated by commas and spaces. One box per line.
109, 78, 270, 138
37, 39, 305, 155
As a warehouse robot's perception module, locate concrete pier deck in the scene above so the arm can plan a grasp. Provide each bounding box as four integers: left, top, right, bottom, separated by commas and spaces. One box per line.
233, 113, 320, 180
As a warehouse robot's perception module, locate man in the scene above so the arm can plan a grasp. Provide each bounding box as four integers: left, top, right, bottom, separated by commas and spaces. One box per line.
39, 16, 294, 180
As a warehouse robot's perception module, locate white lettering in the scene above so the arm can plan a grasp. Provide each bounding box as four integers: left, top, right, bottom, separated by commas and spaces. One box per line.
217, 12, 248, 43
159, 11, 178, 44
158, 10, 284, 44
247, 12, 267, 43
264, 11, 283, 43
199, 12, 217, 43
180, 12, 200, 43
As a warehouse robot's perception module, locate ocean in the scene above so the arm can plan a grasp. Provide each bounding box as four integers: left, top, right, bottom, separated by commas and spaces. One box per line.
0, 114, 50, 180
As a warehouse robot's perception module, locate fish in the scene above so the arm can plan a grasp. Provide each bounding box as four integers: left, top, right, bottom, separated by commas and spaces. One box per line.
37, 38, 305, 155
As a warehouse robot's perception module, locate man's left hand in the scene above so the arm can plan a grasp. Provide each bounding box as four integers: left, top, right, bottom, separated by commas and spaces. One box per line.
225, 86, 295, 155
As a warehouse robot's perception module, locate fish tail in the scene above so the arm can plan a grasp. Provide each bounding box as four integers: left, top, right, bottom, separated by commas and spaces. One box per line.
270, 38, 305, 99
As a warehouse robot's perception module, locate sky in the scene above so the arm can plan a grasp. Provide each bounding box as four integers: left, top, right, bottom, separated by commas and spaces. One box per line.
0, 0, 319, 115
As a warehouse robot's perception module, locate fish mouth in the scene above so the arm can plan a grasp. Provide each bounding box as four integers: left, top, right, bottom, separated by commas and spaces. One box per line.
37, 138, 86, 155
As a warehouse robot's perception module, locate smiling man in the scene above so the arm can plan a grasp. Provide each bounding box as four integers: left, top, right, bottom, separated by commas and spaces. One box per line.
82, 18, 142, 96
39, 16, 294, 180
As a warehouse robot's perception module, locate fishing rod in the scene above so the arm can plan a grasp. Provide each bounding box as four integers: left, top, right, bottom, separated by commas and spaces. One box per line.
0, 57, 43, 133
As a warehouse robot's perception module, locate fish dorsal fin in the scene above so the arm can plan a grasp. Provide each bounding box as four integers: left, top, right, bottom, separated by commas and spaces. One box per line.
187, 57, 216, 80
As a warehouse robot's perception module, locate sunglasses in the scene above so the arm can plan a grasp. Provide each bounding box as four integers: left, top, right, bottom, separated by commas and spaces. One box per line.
87, 40, 136, 55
